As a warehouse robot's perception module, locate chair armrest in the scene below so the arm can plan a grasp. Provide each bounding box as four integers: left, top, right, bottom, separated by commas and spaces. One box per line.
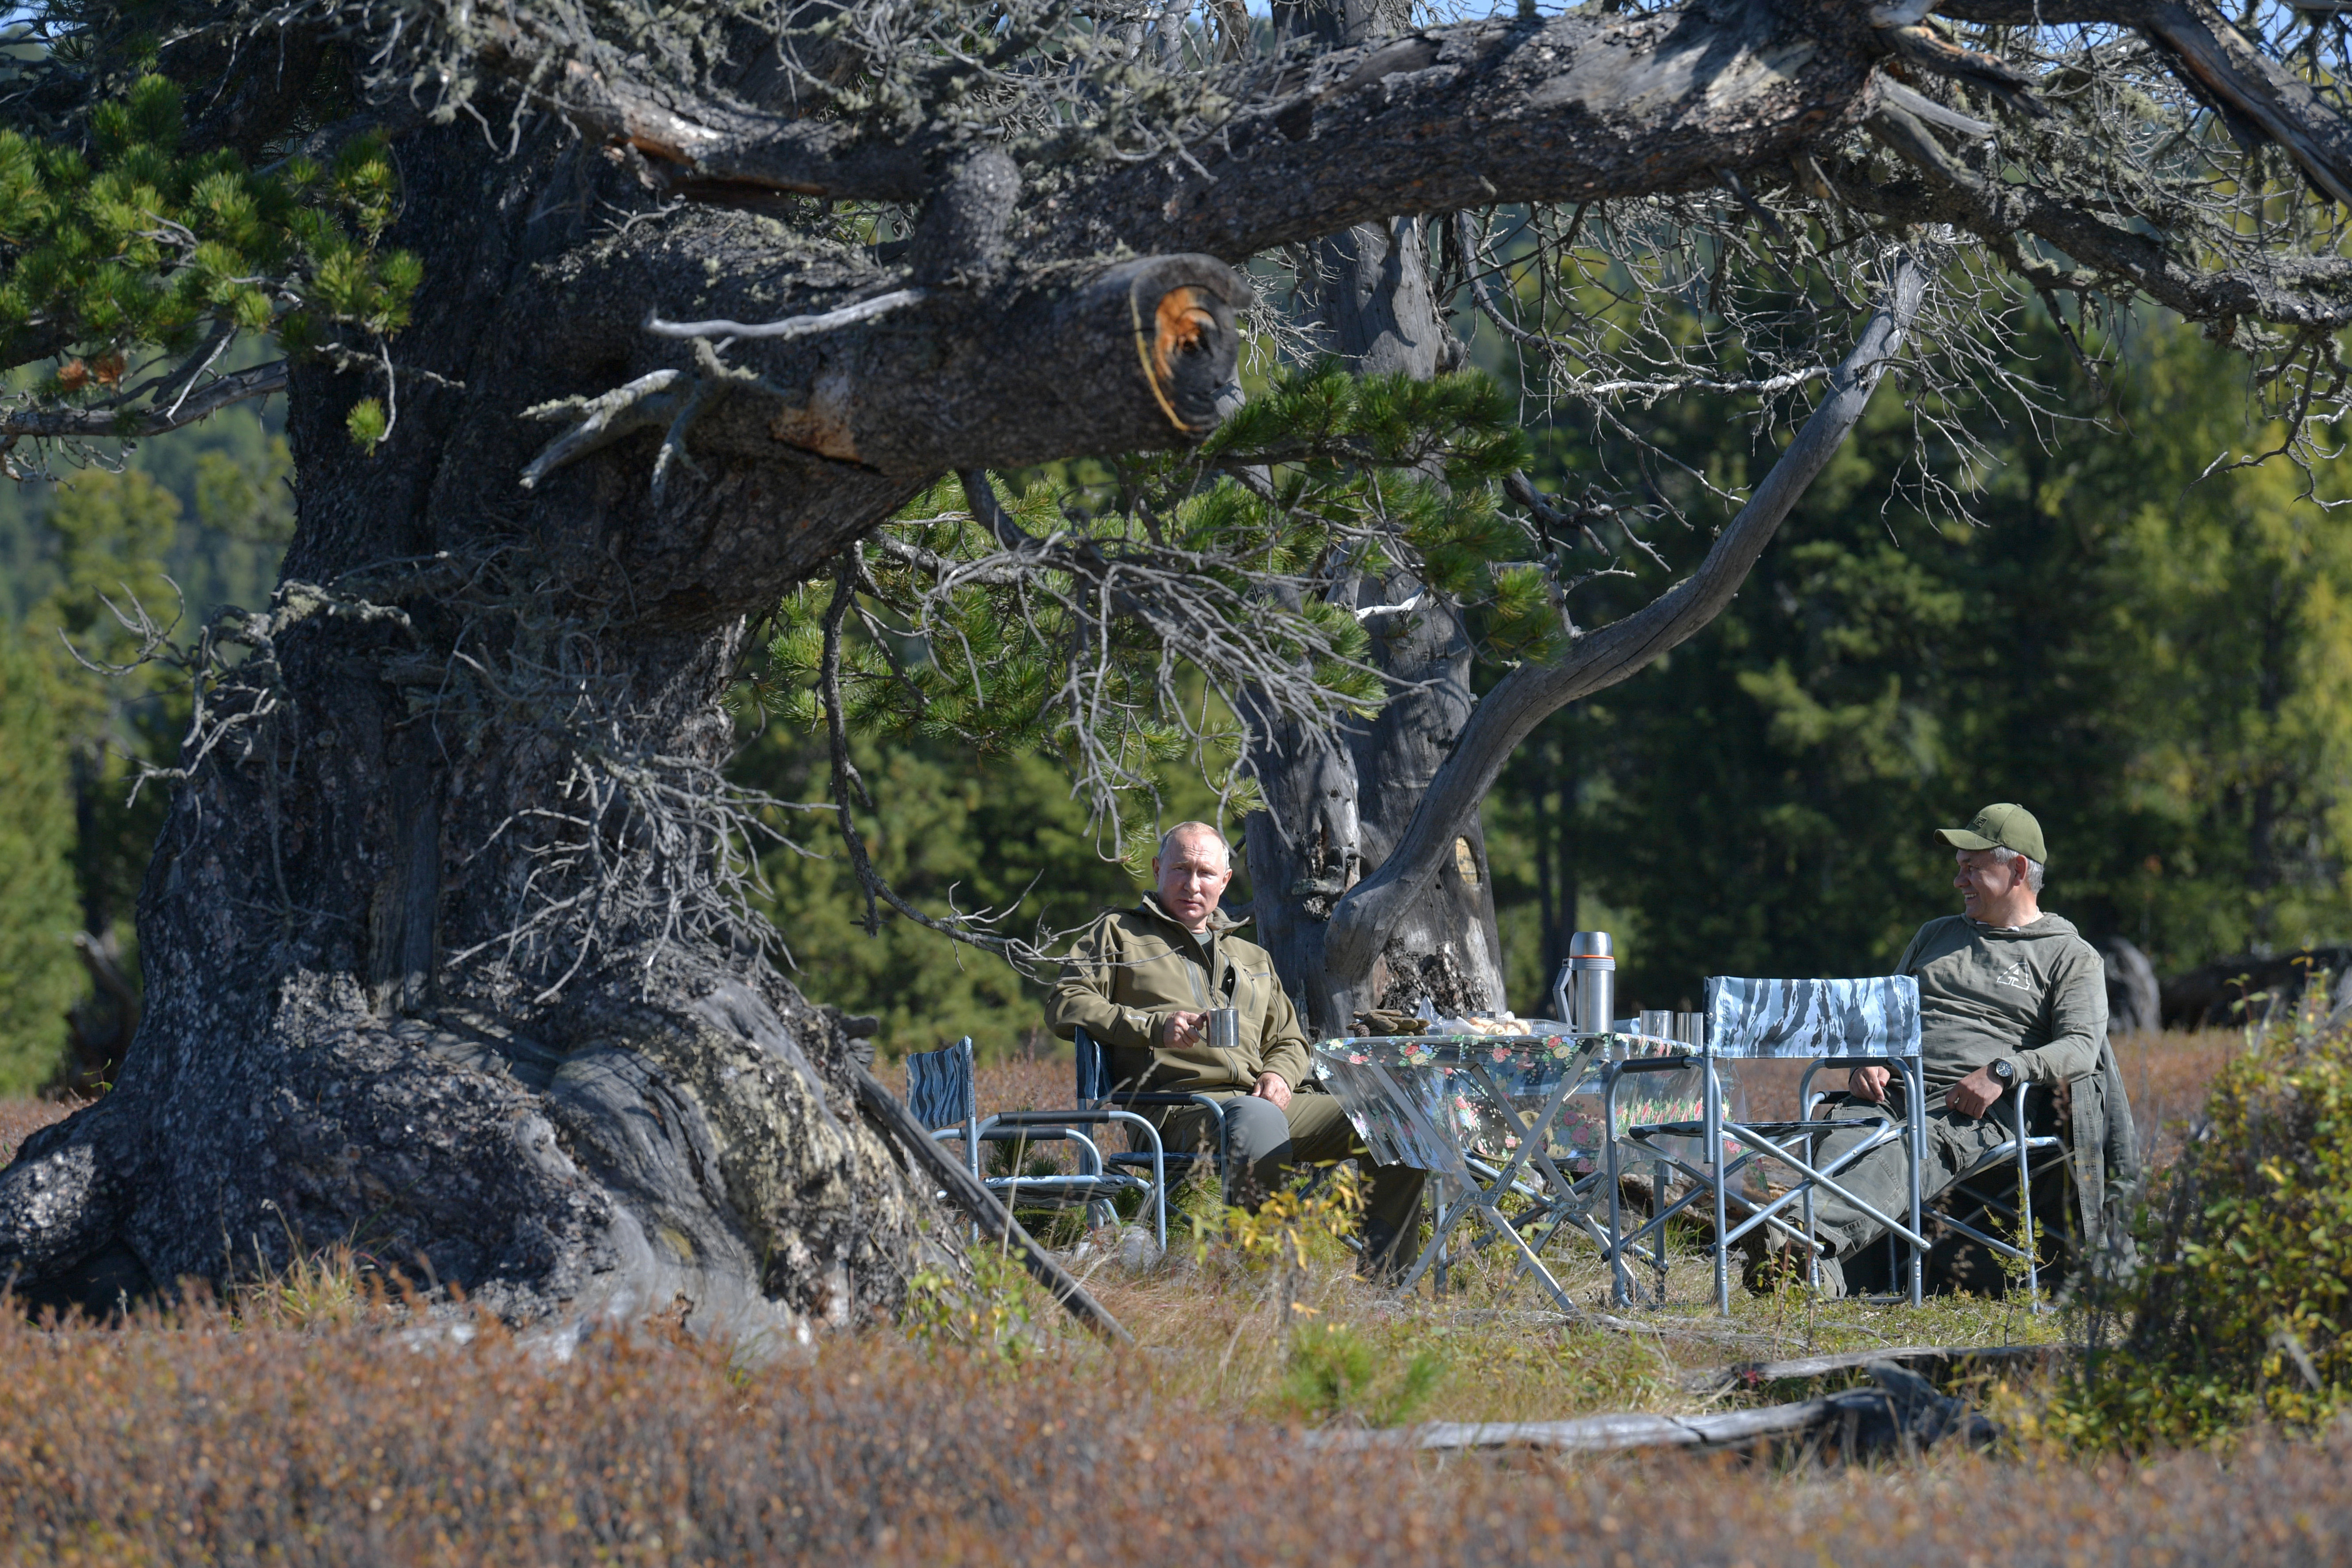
990, 1109, 1133, 1128
1606, 1054, 1700, 1075
1106, 1090, 1228, 1110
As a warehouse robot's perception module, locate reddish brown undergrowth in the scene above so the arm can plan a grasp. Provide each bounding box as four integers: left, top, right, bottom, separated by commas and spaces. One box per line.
0, 1298, 2345, 1566
0, 1098, 71, 1165
2113, 1029, 2243, 1168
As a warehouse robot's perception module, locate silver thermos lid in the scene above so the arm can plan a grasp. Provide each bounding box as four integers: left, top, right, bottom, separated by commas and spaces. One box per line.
1569, 930, 1615, 968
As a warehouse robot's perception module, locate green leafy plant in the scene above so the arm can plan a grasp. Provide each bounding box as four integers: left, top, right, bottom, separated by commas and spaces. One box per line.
901, 1247, 1038, 1361
1190, 1162, 1367, 1278
2040, 991, 2352, 1449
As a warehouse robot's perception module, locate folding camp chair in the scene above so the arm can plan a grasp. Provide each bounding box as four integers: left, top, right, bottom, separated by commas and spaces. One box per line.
904, 1035, 1174, 1250
1071, 1025, 1231, 1210
1829, 1074, 2068, 1302
1602, 976, 1928, 1313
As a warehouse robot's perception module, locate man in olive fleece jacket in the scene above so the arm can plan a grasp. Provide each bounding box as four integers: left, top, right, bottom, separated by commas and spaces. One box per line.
1790, 803, 2138, 1294
1047, 822, 1426, 1275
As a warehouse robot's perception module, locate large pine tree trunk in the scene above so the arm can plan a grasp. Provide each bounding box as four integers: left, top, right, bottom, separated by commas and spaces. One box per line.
0, 121, 1245, 1325
1245, 0, 1508, 1038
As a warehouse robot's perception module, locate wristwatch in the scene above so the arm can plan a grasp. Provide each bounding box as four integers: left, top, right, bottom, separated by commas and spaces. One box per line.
1987, 1058, 2017, 1089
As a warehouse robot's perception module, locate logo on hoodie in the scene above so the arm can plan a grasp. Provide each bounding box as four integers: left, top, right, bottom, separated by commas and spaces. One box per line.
1992, 959, 2033, 990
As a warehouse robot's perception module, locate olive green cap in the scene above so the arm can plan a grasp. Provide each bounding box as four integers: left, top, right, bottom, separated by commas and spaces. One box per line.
1935, 803, 2046, 864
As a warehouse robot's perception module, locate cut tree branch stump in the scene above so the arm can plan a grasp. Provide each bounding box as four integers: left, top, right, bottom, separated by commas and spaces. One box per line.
853, 1067, 1132, 1345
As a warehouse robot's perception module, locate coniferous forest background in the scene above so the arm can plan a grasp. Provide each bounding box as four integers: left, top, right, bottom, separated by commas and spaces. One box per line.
7, 301, 2352, 1075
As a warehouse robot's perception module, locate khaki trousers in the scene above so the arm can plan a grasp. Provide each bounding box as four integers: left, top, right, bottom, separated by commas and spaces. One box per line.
1803, 1095, 2016, 1259
1153, 1090, 1426, 1274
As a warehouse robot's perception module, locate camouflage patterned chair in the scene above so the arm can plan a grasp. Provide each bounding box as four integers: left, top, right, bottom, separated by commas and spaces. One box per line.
1604, 976, 1927, 1312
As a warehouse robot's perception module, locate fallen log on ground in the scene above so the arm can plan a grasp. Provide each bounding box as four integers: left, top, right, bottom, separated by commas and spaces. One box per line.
1681, 1342, 2070, 1394
1304, 1363, 1997, 1460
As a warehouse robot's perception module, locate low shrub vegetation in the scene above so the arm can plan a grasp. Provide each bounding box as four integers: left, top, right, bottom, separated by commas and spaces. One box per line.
0, 1293, 2348, 1566
2045, 1003, 2352, 1449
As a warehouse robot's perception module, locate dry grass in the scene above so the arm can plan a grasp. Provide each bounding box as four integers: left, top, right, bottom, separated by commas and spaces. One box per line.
0, 1291, 2343, 1566
0, 1037, 2282, 1564
1072, 1194, 2071, 1427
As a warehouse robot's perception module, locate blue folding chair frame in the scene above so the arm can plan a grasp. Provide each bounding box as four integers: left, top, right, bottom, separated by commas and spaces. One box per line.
906, 1036, 1174, 1251
1072, 1026, 1231, 1212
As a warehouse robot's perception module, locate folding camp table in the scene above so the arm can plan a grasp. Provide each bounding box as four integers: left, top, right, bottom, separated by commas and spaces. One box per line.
1312, 1029, 1614, 1314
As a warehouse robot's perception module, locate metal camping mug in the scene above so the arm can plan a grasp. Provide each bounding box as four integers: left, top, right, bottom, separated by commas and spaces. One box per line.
1205, 1008, 1242, 1052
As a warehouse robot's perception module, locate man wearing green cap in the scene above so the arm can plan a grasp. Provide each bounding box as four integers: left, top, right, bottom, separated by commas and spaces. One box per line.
1757, 803, 2137, 1294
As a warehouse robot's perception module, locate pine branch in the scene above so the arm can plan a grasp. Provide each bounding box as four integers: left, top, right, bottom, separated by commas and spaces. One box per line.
0, 361, 288, 442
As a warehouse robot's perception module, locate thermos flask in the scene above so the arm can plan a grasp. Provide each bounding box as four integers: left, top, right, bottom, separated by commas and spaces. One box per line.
1569, 931, 1615, 1038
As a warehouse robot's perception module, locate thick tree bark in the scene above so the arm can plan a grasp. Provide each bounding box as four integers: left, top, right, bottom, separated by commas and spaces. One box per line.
0, 121, 1246, 1326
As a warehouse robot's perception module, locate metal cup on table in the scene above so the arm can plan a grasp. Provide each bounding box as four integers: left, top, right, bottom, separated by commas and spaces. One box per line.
1205, 1007, 1241, 1052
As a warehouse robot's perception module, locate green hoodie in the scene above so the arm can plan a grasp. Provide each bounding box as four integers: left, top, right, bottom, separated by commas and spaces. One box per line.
1896, 911, 2109, 1093
1896, 909, 2140, 1269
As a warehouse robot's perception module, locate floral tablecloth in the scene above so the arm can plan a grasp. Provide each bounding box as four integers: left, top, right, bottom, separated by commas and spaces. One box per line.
1310, 1033, 1708, 1174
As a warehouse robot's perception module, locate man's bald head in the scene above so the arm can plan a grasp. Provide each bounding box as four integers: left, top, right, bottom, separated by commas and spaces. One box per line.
1157, 822, 1229, 868
1153, 822, 1233, 930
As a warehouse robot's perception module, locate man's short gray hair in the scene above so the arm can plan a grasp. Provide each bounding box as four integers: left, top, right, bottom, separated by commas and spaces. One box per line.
1972, 844, 2046, 894
1157, 821, 1230, 868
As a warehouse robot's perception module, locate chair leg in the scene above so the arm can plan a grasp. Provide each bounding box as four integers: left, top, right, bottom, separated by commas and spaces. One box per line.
1604, 1065, 1628, 1308
1803, 1132, 1820, 1292
1650, 1150, 1670, 1304
1906, 1059, 1925, 1308
1707, 1054, 1729, 1316
2013, 1091, 2041, 1305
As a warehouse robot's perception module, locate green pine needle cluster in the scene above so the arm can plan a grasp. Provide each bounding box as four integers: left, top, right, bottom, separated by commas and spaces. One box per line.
754, 362, 1560, 846
0, 73, 417, 440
